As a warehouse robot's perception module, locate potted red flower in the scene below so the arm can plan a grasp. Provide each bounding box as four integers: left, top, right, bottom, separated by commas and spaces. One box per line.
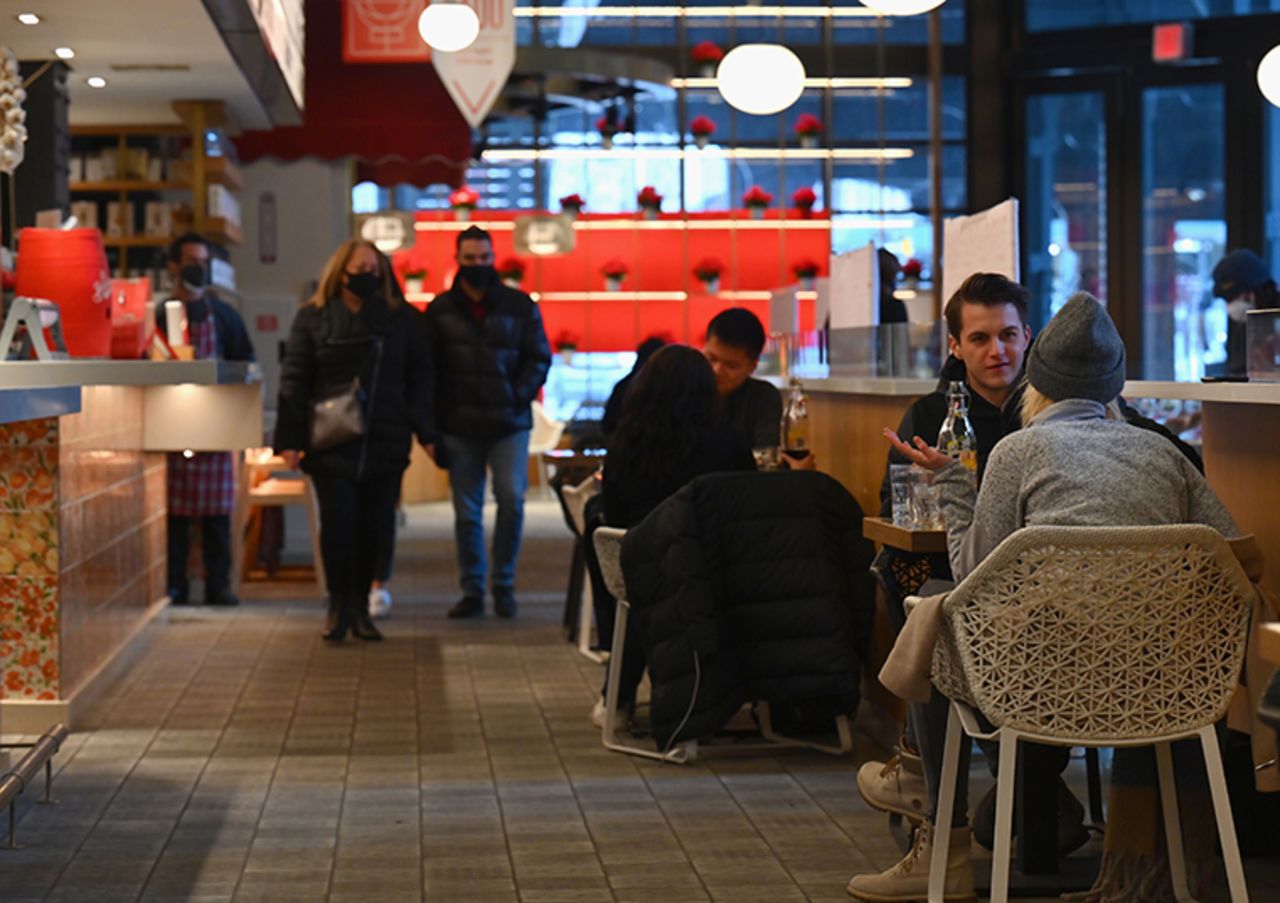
636, 186, 663, 220
791, 186, 817, 217
793, 257, 822, 290
693, 258, 724, 295
553, 329, 580, 363
690, 41, 725, 78
559, 193, 585, 219
901, 257, 924, 287
498, 257, 526, 288
690, 115, 716, 150
794, 113, 824, 149
601, 259, 629, 292
449, 185, 480, 221
596, 116, 620, 150
402, 266, 428, 295
742, 185, 773, 219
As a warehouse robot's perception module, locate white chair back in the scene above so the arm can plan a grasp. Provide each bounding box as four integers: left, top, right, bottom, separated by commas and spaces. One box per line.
529, 400, 565, 453
935, 524, 1253, 744
561, 474, 600, 536
592, 526, 628, 602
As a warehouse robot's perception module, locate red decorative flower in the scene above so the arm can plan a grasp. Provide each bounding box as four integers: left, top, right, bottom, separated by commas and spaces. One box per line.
497, 257, 526, 280
794, 113, 824, 137
553, 329, 580, 351
902, 258, 924, 279
601, 259, 629, 278
793, 258, 822, 278
449, 186, 480, 208
693, 258, 724, 281
742, 185, 773, 208
690, 115, 716, 137
791, 187, 817, 209
595, 117, 619, 136
636, 186, 663, 209
559, 193, 586, 210
690, 41, 725, 65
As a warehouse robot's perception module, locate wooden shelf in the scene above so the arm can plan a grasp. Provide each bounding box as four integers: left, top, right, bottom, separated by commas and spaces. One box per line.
103, 235, 172, 248
205, 217, 243, 247
70, 123, 186, 137
205, 158, 243, 191
71, 180, 188, 193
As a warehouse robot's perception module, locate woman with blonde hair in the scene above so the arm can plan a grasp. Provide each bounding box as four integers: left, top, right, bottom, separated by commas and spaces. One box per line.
276, 239, 433, 641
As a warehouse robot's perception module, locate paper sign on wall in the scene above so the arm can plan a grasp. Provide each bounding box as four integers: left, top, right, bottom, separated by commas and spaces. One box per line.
770, 287, 799, 335
828, 242, 879, 330
433, 0, 516, 128
942, 198, 1020, 306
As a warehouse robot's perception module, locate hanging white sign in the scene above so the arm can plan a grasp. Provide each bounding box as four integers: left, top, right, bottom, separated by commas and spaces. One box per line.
431, 0, 516, 129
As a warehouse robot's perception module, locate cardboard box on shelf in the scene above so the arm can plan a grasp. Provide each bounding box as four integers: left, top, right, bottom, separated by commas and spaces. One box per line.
70, 200, 99, 230
146, 156, 165, 182
207, 185, 241, 226
68, 155, 84, 183
106, 201, 135, 237
143, 201, 173, 237
126, 148, 150, 181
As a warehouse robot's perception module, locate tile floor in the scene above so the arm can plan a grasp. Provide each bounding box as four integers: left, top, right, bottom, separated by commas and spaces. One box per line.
1, 500, 1276, 902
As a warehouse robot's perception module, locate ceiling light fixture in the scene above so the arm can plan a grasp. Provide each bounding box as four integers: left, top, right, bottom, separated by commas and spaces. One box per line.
54, 47, 75, 60
1259, 45, 1280, 108
418, 3, 481, 53
716, 44, 806, 116
859, 0, 947, 15
86, 76, 107, 89
17, 12, 41, 25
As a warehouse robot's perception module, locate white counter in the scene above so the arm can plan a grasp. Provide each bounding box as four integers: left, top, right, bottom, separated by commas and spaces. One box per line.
0, 359, 259, 389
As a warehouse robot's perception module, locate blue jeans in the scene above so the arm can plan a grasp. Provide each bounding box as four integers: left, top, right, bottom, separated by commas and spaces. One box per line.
443, 430, 530, 598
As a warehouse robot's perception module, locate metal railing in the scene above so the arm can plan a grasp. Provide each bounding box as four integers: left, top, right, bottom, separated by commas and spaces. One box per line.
0, 724, 69, 850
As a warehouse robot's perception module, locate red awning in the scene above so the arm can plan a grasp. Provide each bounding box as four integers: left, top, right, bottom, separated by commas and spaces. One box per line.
235, 0, 472, 188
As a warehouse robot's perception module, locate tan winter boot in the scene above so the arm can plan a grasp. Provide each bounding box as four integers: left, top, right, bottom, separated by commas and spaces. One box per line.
846, 820, 977, 902
856, 748, 928, 823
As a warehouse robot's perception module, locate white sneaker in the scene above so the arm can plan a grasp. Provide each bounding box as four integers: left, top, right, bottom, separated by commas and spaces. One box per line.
368, 588, 392, 619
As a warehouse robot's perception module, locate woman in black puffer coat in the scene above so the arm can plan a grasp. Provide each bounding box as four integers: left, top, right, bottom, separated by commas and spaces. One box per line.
275, 240, 433, 642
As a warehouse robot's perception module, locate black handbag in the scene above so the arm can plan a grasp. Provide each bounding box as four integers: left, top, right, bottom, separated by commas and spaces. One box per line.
309, 337, 383, 452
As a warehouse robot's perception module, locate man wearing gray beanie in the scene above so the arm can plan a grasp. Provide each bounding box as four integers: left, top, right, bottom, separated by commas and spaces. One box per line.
855, 292, 1239, 903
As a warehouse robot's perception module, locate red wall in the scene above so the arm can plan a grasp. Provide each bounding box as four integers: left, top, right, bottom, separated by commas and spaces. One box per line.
394, 211, 830, 352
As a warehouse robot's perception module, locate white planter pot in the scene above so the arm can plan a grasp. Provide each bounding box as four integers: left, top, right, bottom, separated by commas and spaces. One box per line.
701, 276, 721, 295
453, 206, 472, 221
405, 278, 425, 294
698, 63, 717, 78
562, 206, 580, 220
694, 134, 710, 149
605, 276, 623, 292
799, 134, 820, 149
748, 206, 766, 220
559, 349, 576, 365
641, 206, 659, 221
601, 135, 613, 150
799, 275, 816, 291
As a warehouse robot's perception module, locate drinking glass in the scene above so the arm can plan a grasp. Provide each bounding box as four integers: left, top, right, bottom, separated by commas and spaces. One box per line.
910, 469, 944, 530
890, 464, 914, 527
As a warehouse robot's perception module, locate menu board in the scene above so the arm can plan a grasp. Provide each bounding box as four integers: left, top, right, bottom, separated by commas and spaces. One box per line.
828, 242, 879, 330
942, 199, 1020, 304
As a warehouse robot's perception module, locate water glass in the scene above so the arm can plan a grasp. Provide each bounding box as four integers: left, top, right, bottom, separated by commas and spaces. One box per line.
910, 470, 944, 530
752, 446, 780, 471
890, 464, 914, 527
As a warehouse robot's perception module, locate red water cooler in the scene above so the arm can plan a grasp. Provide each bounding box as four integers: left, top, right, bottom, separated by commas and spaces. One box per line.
15, 228, 113, 357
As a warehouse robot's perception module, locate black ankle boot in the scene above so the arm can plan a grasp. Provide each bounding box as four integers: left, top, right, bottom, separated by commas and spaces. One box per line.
350, 597, 383, 641
322, 598, 351, 642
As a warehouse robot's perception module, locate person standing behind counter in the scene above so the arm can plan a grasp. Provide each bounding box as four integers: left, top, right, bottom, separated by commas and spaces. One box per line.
275, 239, 433, 643
158, 232, 255, 608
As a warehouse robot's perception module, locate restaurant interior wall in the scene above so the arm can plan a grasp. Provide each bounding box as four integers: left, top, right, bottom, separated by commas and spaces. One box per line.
1004, 1, 1280, 381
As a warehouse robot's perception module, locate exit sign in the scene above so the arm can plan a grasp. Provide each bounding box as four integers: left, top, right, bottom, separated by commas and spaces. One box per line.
1152, 23, 1192, 63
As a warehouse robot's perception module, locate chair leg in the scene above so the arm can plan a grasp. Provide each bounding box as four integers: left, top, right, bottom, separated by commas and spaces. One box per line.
576, 567, 604, 664
1156, 741, 1193, 903
928, 704, 966, 903
1085, 746, 1105, 826
601, 600, 628, 747
1198, 726, 1250, 903
990, 728, 1019, 903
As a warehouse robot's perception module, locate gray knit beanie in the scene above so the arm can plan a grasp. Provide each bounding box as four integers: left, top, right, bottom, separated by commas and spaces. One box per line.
1026, 292, 1126, 404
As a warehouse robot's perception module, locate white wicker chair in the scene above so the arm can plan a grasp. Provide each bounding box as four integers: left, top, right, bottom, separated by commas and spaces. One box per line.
562, 475, 604, 663
927, 525, 1254, 903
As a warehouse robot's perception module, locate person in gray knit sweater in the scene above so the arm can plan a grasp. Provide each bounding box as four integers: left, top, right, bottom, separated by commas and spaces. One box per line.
849, 293, 1240, 903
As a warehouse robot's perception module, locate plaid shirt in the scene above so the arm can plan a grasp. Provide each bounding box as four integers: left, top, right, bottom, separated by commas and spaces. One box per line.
167, 299, 235, 516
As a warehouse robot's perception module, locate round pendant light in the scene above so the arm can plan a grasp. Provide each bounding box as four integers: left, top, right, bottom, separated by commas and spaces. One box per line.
859, 0, 947, 15
1259, 44, 1280, 108
716, 45, 806, 116
418, 3, 481, 53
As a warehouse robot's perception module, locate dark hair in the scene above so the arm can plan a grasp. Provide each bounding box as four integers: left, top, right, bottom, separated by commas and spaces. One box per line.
706, 307, 766, 360
878, 248, 901, 289
456, 225, 492, 252
943, 273, 1031, 340
168, 231, 209, 264
632, 335, 667, 372
608, 345, 719, 487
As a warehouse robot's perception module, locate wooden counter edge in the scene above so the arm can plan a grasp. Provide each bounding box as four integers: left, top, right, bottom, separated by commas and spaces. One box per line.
862, 516, 949, 554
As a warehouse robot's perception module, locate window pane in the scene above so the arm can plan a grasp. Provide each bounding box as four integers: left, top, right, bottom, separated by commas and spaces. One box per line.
832, 212, 934, 277
1027, 0, 1280, 31
831, 145, 965, 212
1142, 83, 1227, 380
832, 0, 966, 45
1269, 100, 1280, 278
833, 79, 966, 143
1024, 91, 1107, 331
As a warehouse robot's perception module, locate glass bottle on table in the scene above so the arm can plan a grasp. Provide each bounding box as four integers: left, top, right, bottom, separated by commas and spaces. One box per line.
936, 380, 977, 484
781, 377, 811, 462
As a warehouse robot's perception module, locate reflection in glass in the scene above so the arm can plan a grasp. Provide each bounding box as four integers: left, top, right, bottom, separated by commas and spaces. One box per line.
1142, 83, 1226, 380
1024, 91, 1106, 330
1026, 0, 1280, 32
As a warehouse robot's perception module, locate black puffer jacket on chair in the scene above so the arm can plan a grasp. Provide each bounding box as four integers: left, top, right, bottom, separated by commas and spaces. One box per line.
620, 470, 876, 749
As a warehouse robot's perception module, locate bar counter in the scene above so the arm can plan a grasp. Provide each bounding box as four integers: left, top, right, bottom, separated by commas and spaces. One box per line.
0, 361, 262, 732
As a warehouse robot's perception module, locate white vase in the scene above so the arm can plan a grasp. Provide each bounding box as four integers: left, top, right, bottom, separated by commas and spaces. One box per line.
601, 135, 613, 150
698, 63, 716, 78
405, 278, 425, 294
748, 206, 765, 220
694, 134, 709, 149
559, 348, 576, 365
642, 206, 658, 221
605, 276, 623, 292
702, 276, 720, 295
800, 134, 820, 149
454, 206, 471, 222
562, 206, 579, 220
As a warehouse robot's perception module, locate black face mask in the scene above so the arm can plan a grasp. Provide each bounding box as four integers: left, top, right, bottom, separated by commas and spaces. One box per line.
458, 264, 497, 288
180, 264, 208, 291
345, 271, 381, 301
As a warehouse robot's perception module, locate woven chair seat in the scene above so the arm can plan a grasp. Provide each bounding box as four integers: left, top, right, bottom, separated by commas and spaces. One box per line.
929, 524, 1253, 744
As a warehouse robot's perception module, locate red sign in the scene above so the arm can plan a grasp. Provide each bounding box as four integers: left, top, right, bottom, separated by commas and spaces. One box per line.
1152, 23, 1191, 63
256, 315, 279, 333
344, 0, 431, 63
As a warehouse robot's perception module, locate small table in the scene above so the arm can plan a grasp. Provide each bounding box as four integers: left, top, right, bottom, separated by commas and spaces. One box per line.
862, 516, 948, 553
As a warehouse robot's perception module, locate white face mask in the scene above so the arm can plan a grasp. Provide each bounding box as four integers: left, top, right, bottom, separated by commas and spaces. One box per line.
1227, 298, 1251, 323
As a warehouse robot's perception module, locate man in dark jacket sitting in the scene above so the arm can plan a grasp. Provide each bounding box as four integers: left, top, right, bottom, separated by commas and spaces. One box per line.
424, 226, 552, 619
